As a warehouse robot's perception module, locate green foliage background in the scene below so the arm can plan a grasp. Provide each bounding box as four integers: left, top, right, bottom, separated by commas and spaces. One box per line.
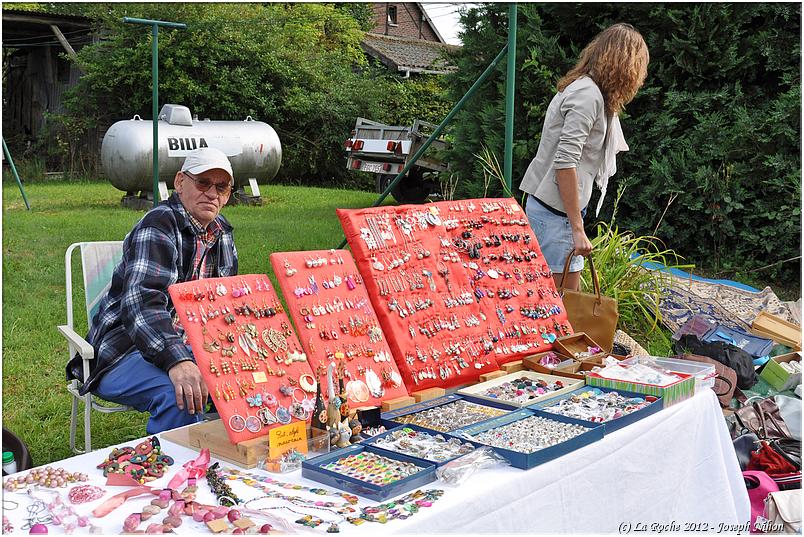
32, 3, 451, 189
445, 3, 801, 283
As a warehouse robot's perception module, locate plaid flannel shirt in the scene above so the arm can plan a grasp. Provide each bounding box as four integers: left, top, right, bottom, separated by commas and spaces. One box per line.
69, 193, 238, 395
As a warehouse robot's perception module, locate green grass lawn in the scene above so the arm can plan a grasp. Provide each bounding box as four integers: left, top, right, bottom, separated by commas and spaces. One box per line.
2, 181, 390, 465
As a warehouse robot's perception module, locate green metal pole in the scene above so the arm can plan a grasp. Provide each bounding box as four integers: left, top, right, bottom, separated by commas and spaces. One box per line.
336, 43, 510, 249
152, 23, 159, 207
504, 3, 517, 194
2, 138, 31, 210
123, 17, 186, 208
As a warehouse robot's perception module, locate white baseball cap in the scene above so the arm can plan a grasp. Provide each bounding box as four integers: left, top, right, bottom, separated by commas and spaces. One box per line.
181, 147, 234, 181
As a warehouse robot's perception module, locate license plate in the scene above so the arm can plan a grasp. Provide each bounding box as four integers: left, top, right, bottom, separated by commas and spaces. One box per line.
360, 162, 385, 173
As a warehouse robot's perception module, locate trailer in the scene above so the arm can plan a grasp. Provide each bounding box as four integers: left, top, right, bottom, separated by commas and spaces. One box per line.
344, 117, 449, 204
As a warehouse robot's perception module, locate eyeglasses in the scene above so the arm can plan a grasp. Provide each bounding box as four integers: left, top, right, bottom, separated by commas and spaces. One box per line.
182, 171, 232, 195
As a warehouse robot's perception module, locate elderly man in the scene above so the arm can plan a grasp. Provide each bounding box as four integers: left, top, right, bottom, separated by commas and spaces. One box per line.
66, 147, 238, 433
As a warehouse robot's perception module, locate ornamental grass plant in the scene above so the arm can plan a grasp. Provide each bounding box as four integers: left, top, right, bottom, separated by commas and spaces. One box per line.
583, 187, 693, 355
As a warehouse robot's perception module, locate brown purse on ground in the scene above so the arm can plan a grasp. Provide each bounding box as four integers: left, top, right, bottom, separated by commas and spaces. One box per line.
674, 353, 737, 407
558, 249, 619, 352
735, 395, 793, 440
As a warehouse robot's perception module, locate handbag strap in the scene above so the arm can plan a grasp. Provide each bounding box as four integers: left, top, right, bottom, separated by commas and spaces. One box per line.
558, 249, 602, 302
714, 375, 734, 397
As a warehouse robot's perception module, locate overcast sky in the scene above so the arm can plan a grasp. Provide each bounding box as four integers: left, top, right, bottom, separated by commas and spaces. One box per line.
422, 3, 475, 45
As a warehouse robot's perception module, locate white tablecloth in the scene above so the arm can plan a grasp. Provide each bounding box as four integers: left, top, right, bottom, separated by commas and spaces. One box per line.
3, 390, 749, 534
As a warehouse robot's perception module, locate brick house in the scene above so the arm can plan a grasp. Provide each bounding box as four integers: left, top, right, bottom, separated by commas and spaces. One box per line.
370, 2, 445, 42
363, 3, 459, 76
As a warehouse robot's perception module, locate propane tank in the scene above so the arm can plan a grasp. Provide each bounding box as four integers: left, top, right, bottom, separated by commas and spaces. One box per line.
101, 104, 282, 192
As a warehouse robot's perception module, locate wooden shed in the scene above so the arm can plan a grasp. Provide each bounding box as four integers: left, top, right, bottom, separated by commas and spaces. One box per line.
2, 9, 95, 166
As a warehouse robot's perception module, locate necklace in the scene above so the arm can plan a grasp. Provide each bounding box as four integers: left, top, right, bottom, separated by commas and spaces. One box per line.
207, 463, 241, 506
219, 467, 358, 506
244, 499, 345, 533
218, 467, 445, 532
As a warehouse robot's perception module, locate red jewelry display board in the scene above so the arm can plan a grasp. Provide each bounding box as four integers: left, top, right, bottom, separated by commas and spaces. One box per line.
169, 275, 315, 444
338, 198, 573, 389
269, 249, 409, 407
337, 206, 502, 390
434, 198, 572, 364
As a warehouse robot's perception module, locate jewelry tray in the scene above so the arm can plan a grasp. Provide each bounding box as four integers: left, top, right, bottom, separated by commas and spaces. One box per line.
457, 370, 585, 409
363, 423, 487, 466
528, 386, 664, 435
380, 394, 514, 432
301, 443, 436, 501
453, 408, 604, 470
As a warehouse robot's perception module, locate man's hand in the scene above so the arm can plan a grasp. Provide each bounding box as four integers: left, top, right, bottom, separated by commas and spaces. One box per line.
572, 229, 593, 257
168, 361, 207, 415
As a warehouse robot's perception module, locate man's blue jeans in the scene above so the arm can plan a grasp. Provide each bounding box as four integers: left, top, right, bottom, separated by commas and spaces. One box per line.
94, 348, 203, 434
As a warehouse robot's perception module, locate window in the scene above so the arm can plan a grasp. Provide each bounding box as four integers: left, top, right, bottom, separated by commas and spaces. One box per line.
387, 6, 398, 26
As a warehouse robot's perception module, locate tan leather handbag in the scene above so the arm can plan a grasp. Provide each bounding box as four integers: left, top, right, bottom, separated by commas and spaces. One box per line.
558, 250, 618, 352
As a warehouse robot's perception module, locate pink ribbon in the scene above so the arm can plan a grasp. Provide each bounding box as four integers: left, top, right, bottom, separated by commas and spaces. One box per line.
167, 449, 210, 490
92, 486, 155, 518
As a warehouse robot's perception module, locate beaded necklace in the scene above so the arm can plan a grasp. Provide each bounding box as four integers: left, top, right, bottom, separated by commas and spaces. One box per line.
243, 499, 345, 533
206, 463, 241, 506
219, 467, 359, 507
218, 467, 445, 532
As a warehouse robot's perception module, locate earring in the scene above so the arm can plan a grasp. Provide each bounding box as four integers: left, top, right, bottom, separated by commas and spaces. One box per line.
284, 260, 298, 277
229, 412, 246, 432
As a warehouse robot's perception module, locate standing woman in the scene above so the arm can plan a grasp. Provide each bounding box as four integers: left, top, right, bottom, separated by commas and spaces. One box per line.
520, 23, 649, 290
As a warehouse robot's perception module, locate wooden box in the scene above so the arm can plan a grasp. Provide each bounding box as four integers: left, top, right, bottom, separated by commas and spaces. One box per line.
751, 311, 801, 350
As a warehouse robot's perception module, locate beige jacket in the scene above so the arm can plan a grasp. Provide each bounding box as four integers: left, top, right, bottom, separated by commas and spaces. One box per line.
519, 76, 608, 212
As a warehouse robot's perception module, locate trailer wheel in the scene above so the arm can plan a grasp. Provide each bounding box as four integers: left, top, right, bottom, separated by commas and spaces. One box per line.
379, 169, 432, 204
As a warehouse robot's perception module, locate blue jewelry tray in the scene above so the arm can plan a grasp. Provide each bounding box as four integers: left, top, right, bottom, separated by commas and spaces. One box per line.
380, 393, 515, 432
301, 443, 436, 502
527, 386, 664, 435
363, 423, 487, 467
453, 408, 605, 470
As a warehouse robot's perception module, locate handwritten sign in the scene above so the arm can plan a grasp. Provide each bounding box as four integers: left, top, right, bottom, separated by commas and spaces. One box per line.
268, 422, 308, 460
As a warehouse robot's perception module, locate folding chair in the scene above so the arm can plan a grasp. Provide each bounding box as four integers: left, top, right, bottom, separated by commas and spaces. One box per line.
59, 241, 136, 454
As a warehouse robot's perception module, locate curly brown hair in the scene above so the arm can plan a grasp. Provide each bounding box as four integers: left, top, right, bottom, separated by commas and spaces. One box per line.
557, 23, 649, 117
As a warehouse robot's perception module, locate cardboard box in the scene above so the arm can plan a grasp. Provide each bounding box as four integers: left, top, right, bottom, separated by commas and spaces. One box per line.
759, 352, 802, 391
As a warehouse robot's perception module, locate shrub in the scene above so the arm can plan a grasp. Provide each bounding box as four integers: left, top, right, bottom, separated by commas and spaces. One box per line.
445, 3, 801, 283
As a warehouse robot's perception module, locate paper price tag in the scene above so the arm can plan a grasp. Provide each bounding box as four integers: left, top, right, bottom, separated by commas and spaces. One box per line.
268, 422, 308, 460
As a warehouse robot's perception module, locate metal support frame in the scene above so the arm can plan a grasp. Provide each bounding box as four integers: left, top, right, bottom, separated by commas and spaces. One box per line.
2, 138, 31, 210
504, 4, 518, 192
123, 17, 186, 208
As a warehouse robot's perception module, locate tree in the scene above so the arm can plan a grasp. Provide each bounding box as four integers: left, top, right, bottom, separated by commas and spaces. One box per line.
445, 3, 801, 282
55, 3, 389, 184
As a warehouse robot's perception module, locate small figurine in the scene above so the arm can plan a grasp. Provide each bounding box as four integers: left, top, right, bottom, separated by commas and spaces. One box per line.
326, 363, 351, 448
335, 420, 352, 449
348, 416, 362, 443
